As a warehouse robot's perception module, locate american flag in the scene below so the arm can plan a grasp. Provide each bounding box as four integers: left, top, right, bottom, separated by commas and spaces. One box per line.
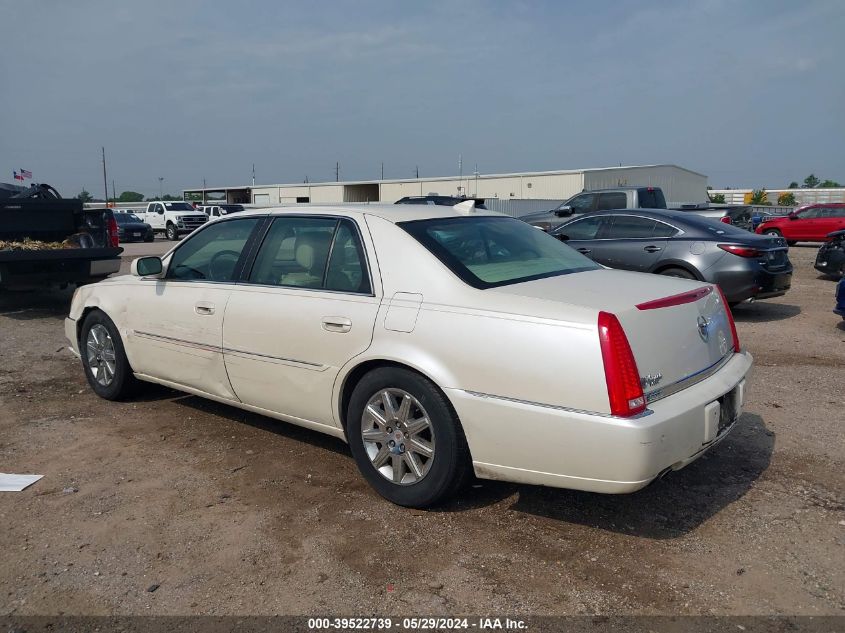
13, 171, 24, 181
20, 168, 32, 179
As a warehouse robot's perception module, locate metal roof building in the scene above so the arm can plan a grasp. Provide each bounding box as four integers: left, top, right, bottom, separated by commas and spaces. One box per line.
183, 164, 708, 210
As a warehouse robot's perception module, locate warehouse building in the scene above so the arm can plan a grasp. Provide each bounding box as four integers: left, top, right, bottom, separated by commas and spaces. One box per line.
183, 164, 708, 213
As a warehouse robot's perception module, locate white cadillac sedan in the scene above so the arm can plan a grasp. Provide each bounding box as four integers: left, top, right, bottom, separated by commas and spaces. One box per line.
66, 203, 752, 507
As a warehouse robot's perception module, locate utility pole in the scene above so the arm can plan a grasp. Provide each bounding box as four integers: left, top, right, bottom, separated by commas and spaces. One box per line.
474, 164, 479, 197
158, 177, 164, 200
111, 179, 116, 205
381, 161, 384, 180
335, 162, 339, 182
415, 165, 419, 179
252, 164, 256, 186
101, 147, 109, 206
202, 177, 207, 204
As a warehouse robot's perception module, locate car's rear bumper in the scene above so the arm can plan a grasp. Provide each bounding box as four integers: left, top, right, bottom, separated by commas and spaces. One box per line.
707, 266, 792, 303
448, 351, 753, 493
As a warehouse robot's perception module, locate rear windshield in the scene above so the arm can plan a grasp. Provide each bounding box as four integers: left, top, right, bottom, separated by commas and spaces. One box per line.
637, 188, 667, 209
115, 213, 141, 223
399, 216, 599, 289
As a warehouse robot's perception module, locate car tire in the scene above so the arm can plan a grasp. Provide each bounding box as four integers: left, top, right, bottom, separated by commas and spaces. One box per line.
347, 367, 472, 508
658, 267, 696, 280
166, 223, 178, 241
787, 240, 797, 246
79, 310, 139, 401
764, 229, 782, 237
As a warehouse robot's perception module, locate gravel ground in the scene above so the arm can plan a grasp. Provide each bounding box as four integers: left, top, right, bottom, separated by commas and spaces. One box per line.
0, 243, 842, 617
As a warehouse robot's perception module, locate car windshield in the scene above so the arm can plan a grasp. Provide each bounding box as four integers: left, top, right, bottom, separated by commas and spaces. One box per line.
399, 216, 599, 289
163, 202, 195, 211
115, 213, 141, 223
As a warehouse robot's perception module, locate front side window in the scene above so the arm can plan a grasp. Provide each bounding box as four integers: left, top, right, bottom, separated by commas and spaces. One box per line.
797, 207, 821, 219
400, 216, 599, 289
557, 215, 607, 240
167, 217, 260, 282
567, 194, 596, 213
248, 217, 371, 293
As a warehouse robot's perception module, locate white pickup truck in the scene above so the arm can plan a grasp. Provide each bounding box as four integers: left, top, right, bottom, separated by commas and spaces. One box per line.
138, 201, 208, 240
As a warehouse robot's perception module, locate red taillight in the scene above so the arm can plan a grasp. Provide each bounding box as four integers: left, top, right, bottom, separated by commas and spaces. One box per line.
714, 285, 740, 353
720, 216, 732, 224
718, 244, 762, 258
107, 215, 119, 247
598, 311, 646, 417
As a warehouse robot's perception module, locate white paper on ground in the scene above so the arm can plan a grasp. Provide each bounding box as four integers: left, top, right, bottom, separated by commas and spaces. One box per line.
0, 473, 44, 492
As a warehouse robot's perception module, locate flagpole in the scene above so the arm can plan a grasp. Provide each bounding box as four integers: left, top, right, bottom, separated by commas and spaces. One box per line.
101, 147, 109, 207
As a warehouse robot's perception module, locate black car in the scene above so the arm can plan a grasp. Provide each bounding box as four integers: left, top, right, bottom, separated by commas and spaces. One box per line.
114, 212, 154, 242
814, 230, 845, 278
395, 195, 487, 209
553, 209, 792, 305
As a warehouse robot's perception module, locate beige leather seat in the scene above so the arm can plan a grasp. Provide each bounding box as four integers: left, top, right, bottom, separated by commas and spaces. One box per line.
280, 232, 332, 288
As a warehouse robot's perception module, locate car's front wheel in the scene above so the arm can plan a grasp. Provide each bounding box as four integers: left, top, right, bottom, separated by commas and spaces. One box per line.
347, 367, 471, 508
166, 223, 178, 241
80, 310, 139, 400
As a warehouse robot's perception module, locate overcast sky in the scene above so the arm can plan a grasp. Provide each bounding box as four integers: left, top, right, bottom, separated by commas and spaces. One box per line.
1, 0, 843, 197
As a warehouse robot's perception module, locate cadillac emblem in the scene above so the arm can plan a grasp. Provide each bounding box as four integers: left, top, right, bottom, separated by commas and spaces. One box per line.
697, 315, 710, 342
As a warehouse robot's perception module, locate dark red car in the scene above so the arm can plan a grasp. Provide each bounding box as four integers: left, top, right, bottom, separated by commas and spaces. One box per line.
756, 203, 845, 244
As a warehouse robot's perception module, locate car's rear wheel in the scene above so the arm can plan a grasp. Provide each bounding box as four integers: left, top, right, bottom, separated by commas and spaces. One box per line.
347, 367, 471, 508
658, 267, 696, 280
166, 223, 178, 241
80, 310, 139, 400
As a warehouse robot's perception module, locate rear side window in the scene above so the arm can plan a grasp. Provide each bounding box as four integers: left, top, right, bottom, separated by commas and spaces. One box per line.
637, 188, 667, 209
606, 216, 658, 238
247, 217, 371, 293
597, 192, 627, 210
652, 220, 678, 237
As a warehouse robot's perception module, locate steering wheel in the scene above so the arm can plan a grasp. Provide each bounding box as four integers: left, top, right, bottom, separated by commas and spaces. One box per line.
208, 250, 240, 281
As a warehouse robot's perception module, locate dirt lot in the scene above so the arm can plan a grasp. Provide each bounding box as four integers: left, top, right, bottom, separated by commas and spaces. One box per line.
1, 243, 843, 617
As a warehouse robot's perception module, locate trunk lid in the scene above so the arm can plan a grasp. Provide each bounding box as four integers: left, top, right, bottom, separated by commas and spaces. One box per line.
490, 269, 735, 400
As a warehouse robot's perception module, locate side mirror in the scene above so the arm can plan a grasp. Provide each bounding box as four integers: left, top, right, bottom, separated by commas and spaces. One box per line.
787, 212, 797, 220
554, 205, 573, 217
131, 256, 164, 277
556, 234, 570, 242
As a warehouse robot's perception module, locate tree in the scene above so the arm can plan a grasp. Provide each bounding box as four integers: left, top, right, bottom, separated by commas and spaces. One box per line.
777, 192, 797, 206
819, 179, 841, 188
117, 191, 144, 202
76, 189, 93, 203
787, 181, 799, 189
709, 193, 726, 203
749, 189, 771, 205
161, 194, 181, 201
802, 174, 820, 188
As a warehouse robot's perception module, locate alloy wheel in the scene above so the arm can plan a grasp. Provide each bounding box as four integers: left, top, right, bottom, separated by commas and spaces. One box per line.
361, 388, 436, 485
86, 324, 116, 387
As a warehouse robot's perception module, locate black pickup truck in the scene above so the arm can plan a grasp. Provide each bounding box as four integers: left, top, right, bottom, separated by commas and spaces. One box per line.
0, 183, 122, 290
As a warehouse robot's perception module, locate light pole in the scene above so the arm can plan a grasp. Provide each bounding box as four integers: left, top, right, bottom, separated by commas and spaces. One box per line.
158, 177, 164, 200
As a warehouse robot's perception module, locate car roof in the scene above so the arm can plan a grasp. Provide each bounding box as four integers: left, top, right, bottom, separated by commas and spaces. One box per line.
569, 208, 694, 222
232, 203, 505, 224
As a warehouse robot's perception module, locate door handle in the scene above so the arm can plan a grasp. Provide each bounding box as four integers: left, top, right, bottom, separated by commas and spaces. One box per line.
195, 302, 215, 315
322, 316, 352, 333
576, 248, 592, 254
643, 245, 663, 253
